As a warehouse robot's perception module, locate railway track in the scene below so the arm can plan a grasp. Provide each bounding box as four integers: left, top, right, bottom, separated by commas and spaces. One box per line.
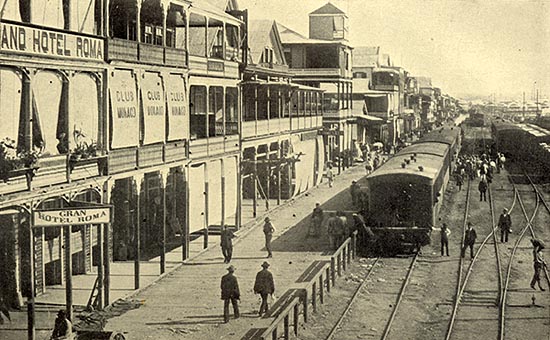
445, 175, 512, 339
324, 254, 418, 340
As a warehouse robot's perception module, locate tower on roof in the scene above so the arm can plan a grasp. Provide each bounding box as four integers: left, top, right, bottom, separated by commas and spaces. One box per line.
308, 2, 348, 41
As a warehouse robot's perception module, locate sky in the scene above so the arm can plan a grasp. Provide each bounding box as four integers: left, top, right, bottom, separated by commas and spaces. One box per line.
238, 0, 550, 101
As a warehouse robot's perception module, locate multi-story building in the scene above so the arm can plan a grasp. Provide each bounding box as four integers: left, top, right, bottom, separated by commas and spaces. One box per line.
0, 0, 245, 316
277, 2, 354, 173
241, 20, 325, 217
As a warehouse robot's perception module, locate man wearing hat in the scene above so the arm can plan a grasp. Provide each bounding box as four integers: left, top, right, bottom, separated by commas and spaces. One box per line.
461, 222, 477, 259
498, 208, 512, 243
263, 217, 275, 258
51, 309, 73, 339
254, 262, 275, 316
220, 265, 240, 323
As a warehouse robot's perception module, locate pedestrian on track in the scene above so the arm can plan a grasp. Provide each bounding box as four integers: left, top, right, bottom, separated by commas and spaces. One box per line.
263, 217, 275, 258
530, 239, 546, 291
440, 223, 451, 256
455, 172, 464, 191
221, 265, 240, 323
220, 225, 236, 263
498, 208, 512, 243
461, 222, 477, 259
478, 178, 488, 202
254, 262, 275, 316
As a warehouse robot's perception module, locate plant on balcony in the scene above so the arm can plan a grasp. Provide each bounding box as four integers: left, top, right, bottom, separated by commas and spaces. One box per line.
0, 137, 40, 181
69, 129, 98, 163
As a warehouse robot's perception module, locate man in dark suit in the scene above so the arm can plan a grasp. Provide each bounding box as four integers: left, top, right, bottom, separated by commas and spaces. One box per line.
498, 208, 512, 243
461, 222, 477, 259
254, 262, 275, 316
221, 265, 240, 323
220, 225, 236, 263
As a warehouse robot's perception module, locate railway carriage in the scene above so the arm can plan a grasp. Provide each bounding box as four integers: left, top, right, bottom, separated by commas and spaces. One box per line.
362, 127, 460, 254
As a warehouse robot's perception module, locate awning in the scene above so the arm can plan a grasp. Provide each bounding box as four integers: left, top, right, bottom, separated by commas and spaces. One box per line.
110, 70, 139, 149
166, 74, 188, 141
141, 72, 166, 144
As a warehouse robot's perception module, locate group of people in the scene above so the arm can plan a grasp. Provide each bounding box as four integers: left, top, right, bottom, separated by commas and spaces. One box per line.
220, 261, 275, 323
455, 153, 502, 201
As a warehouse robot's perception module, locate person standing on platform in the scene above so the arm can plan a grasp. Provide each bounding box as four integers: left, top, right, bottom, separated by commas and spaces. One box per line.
327, 212, 340, 250
326, 165, 334, 188
311, 203, 324, 237
440, 223, 451, 256
337, 211, 348, 245
263, 217, 275, 258
254, 261, 275, 316
221, 265, 240, 323
350, 181, 360, 206
455, 172, 464, 191
498, 208, 512, 243
478, 178, 488, 202
461, 222, 477, 259
220, 225, 236, 263
530, 239, 546, 291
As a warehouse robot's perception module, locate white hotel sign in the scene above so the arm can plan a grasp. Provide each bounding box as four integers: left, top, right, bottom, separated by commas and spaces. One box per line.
0, 22, 103, 61
33, 208, 111, 227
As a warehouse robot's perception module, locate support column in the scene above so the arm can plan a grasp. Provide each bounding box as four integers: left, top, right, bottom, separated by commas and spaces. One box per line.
159, 169, 170, 274
136, 0, 142, 43
161, 0, 168, 47
183, 166, 190, 260
27, 221, 35, 340
103, 181, 114, 306
221, 159, 225, 228
134, 174, 144, 289
252, 149, 257, 218
97, 216, 104, 309
64, 225, 73, 321
277, 144, 281, 206
236, 155, 242, 230
203, 164, 209, 249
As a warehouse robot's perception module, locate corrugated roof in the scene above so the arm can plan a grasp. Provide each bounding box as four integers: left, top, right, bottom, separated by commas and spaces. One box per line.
309, 2, 345, 15
367, 153, 444, 180
397, 143, 449, 158
419, 127, 460, 146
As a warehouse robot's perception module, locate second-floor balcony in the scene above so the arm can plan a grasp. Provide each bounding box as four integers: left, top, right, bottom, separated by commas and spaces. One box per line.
292, 68, 344, 78
106, 38, 186, 67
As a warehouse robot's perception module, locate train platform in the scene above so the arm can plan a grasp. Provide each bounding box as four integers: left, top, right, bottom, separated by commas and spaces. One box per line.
1, 163, 366, 340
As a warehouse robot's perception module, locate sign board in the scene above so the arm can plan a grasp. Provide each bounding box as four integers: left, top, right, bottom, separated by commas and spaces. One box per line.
0, 22, 104, 61
33, 207, 111, 227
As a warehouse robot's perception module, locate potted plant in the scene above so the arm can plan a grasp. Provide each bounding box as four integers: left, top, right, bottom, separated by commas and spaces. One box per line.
69, 129, 98, 163
0, 138, 40, 182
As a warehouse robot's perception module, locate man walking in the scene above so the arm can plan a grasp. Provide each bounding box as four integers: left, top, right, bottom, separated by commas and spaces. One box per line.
478, 178, 488, 202
498, 208, 512, 243
220, 225, 236, 263
326, 165, 334, 188
455, 172, 463, 191
461, 222, 477, 259
254, 262, 275, 316
221, 265, 240, 323
311, 203, 324, 237
530, 239, 546, 291
350, 181, 360, 206
263, 217, 275, 258
440, 223, 451, 256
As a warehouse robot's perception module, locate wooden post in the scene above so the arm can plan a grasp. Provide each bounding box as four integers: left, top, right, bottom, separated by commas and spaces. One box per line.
277, 146, 281, 206
103, 181, 113, 306
330, 257, 336, 286
347, 242, 352, 264
160, 170, 169, 274
134, 174, 144, 289
283, 314, 289, 339
337, 253, 342, 277
271, 328, 277, 340
342, 247, 347, 271
203, 164, 209, 249
312, 281, 317, 312
319, 274, 324, 304
27, 223, 35, 340
183, 166, 190, 260
293, 303, 299, 336
303, 289, 308, 323
64, 225, 73, 321
97, 221, 104, 309
265, 161, 270, 211
326, 267, 331, 292
352, 232, 357, 259
253, 151, 258, 218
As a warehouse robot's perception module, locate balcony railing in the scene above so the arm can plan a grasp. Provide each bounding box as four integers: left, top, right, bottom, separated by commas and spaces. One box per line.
106, 38, 187, 67
291, 68, 342, 78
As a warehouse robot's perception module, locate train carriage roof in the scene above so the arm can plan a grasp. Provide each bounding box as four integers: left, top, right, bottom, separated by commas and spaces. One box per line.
491, 121, 520, 132
417, 127, 460, 146
397, 142, 449, 158
367, 153, 445, 181
462, 127, 492, 140
521, 124, 550, 138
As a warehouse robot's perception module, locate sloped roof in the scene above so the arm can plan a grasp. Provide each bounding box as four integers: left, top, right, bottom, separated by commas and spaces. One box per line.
415, 76, 432, 88
248, 20, 286, 65
276, 22, 347, 45
310, 2, 346, 15
204, 0, 239, 11
353, 46, 380, 67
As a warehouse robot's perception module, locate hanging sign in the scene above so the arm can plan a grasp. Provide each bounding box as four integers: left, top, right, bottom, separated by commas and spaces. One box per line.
33, 207, 111, 227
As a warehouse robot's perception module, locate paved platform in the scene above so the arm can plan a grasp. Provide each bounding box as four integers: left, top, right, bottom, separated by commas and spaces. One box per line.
0, 163, 366, 340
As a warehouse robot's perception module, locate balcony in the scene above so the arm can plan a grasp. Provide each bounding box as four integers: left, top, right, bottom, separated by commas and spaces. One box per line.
373, 84, 399, 92
291, 68, 343, 78
189, 55, 239, 79
106, 38, 186, 68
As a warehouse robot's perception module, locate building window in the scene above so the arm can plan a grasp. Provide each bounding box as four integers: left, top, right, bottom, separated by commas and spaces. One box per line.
189, 85, 207, 140
225, 87, 238, 135
209, 86, 224, 137
243, 86, 256, 122
269, 88, 279, 119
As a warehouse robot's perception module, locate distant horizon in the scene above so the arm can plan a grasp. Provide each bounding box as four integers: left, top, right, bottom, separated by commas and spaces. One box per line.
239, 0, 549, 100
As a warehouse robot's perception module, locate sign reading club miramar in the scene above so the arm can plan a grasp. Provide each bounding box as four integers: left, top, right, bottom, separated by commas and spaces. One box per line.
1, 22, 103, 61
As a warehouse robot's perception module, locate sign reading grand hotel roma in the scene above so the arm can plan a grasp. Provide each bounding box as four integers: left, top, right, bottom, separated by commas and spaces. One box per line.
0, 21, 103, 61
33, 207, 111, 227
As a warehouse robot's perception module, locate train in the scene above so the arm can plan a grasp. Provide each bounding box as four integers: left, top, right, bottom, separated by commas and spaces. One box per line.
492, 120, 550, 177
464, 108, 487, 127
361, 126, 461, 254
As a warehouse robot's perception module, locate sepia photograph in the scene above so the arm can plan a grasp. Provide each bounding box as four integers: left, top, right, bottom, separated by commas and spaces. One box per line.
0, 0, 549, 339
